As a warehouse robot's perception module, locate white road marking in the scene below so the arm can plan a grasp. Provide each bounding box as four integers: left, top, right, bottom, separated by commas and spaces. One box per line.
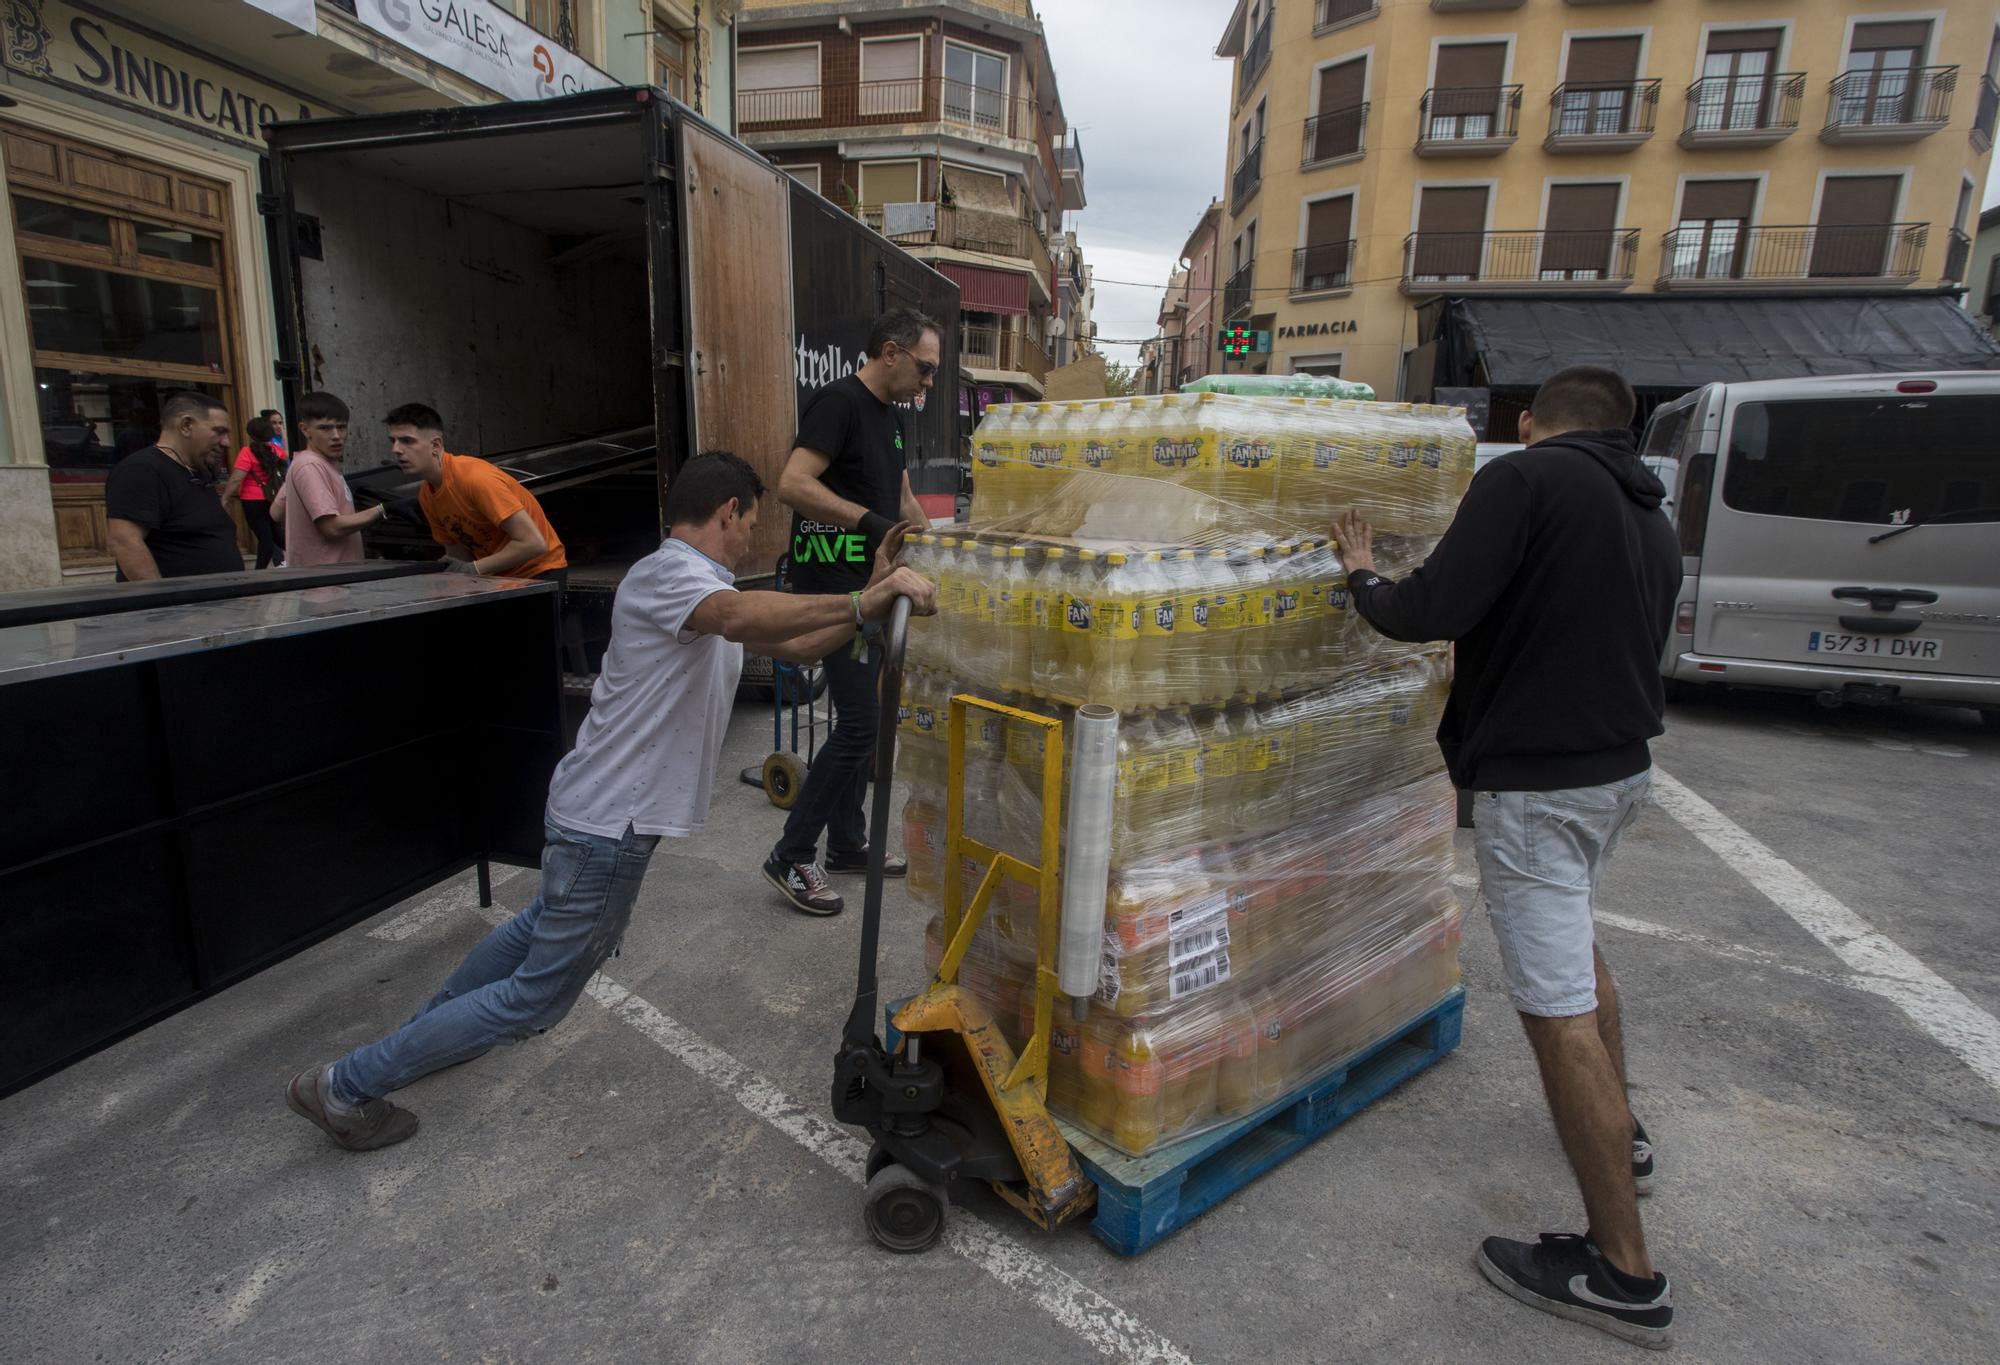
401, 896, 1196, 1363
1650, 768, 2000, 1095
1594, 911, 1855, 991
368, 866, 527, 942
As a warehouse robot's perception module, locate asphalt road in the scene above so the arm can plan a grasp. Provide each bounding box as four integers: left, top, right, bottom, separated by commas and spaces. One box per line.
4, 689, 1997, 1364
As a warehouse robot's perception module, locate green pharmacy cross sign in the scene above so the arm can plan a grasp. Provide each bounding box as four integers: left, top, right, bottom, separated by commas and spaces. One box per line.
1222, 325, 1267, 357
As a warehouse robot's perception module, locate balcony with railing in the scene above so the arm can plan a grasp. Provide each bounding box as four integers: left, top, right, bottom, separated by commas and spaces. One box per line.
1223, 261, 1255, 319
1292, 241, 1356, 297
1231, 138, 1265, 212
1544, 80, 1660, 152
1416, 86, 1523, 156
961, 324, 1050, 384
737, 76, 1037, 146
1400, 228, 1639, 294
1315, 0, 1380, 33
1680, 73, 1805, 148
865, 204, 1052, 287
1304, 104, 1369, 165
1821, 67, 1957, 144
1060, 135, 1087, 210
1236, 8, 1275, 108
1973, 76, 1999, 152
1944, 228, 1973, 285
1655, 223, 1929, 290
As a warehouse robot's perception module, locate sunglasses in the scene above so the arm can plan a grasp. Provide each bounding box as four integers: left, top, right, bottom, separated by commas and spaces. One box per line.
894, 346, 937, 380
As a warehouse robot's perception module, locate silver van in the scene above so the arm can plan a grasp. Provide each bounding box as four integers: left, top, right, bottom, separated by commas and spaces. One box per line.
1641, 372, 2000, 723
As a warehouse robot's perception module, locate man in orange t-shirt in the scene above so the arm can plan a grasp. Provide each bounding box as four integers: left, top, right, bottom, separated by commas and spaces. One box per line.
385, 402, 566, 580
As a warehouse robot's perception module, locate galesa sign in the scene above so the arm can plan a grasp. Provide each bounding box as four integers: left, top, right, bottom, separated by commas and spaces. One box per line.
351, 0, 614, 103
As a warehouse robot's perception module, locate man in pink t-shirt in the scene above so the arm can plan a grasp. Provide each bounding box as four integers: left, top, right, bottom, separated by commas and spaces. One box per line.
275, 390, 382, 566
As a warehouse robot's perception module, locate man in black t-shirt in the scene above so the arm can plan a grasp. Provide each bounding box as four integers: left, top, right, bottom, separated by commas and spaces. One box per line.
104, 391, 241, 581
762, 308, 936, 917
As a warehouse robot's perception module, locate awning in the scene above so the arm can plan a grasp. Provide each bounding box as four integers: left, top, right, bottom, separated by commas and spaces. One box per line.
1445, 294, 2000, 390
939, 263, 1029, 317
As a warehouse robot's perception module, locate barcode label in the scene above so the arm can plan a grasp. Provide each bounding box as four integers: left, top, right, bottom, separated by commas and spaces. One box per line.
1170, 948, 1232, 1001
1169, 921, 1230, 966
1094, 958, 1122, 1004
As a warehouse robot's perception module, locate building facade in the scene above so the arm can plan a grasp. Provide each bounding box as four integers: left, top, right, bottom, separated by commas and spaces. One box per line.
1177, 198, 1223, 390
733, 0, 1083, 426
0, 0, 745, 591
1053, 227, 1098, 367
1213, 0, 2000, 403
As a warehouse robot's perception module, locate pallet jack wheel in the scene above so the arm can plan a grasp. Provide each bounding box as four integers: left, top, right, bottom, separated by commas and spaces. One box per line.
865, 1141, 895, 1182
761, 751, 807, 809
863, 1163, 948, 1254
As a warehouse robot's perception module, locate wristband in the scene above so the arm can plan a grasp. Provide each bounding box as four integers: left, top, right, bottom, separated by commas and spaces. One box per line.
858, 510, 895, 545
850, 590, 864, 626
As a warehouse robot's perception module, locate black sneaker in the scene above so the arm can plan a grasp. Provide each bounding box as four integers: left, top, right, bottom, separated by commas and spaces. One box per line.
763, 855, 844, 916
825, 845, 907, 877
1633, 1119, 1656, 1197
1476, 1233, 1673, 1350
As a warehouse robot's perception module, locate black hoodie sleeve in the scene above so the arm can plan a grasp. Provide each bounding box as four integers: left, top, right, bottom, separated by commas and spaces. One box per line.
1346, 461, 1532, 642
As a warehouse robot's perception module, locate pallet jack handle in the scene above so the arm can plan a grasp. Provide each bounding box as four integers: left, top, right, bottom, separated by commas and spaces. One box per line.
842, 594, 912, 1051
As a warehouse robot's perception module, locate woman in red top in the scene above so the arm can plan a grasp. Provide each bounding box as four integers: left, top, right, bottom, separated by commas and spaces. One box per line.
223, 416, 288, 568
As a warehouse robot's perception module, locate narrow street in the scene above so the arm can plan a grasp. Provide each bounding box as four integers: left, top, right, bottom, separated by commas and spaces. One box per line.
6, 690, 1995, 1365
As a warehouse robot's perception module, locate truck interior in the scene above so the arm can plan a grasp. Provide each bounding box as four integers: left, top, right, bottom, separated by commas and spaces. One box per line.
285, 113, 664, 585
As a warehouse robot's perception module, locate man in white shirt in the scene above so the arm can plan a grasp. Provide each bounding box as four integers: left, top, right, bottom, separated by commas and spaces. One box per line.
287, 452, 936, 1150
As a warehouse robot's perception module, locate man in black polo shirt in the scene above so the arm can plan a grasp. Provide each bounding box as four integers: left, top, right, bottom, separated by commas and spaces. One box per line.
762, 308, 936, 916
104, 391, 240, 581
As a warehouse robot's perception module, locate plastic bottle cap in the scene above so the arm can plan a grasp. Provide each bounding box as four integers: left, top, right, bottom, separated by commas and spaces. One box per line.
1250, 547, 1266, 559
1079, 549, 1099, 561
1144, 551, 1162, 562
1046, 547, 1066, 560
1107, 552, 1127, 566
1208, 548, 1227, 559
1009, 546, 1027, 558
941, 537, 959, 548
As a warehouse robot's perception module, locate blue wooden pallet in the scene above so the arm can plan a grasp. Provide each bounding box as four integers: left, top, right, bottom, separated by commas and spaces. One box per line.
1062, 987, 1465, 1256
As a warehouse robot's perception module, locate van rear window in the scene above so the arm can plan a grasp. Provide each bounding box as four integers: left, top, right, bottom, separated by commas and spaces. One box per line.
1722, 396, 2000, 526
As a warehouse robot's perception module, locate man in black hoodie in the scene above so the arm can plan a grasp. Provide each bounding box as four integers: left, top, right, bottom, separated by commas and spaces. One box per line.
1338, 365, 1681, 1350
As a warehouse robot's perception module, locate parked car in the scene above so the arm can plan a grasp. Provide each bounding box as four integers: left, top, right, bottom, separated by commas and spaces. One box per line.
1641, 372, 2000, 723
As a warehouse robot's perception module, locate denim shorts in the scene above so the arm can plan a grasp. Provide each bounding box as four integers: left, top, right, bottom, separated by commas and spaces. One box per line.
1472, 771, 1651, 1017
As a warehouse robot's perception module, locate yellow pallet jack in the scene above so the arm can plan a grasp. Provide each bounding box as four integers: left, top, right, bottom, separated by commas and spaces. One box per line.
831, 599, 1096, 1251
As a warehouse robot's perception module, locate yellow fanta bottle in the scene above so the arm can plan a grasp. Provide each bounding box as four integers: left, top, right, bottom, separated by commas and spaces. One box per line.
971, 403, 1017, 524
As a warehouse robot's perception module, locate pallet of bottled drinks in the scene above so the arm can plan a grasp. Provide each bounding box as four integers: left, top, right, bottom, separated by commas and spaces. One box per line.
1065, 986, 1464, 1256
894, 390, 1478, 1253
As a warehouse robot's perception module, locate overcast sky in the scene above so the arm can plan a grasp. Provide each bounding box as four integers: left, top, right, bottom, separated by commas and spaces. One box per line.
1041, 1, 2000, 369
1042, 1, 1233, 368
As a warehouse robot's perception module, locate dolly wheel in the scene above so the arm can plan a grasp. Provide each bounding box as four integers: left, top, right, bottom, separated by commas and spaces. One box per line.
864, 1163, 948, 1254
865, 1141, 895, 1182
762, 751, 807, 809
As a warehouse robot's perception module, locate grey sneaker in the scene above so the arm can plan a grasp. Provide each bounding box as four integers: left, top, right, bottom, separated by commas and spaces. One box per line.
1633, 1119, 1656, 1196
286, 1064, 419, 1151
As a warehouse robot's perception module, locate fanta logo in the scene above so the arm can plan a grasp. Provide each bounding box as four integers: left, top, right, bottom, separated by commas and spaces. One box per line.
1225, 440, 1273, 470
1328, 589, 1349, 610
1026, 442, 1064, 468
915, 707, 935, 731
976, 442, 1001, 467
1389, 443, 1415, 470
1081, 440, 1117, 468
1066, 599, 1093, 628
1051, 1028, 1079, 1055
1154, 600, 1176, 630
1275, 589, 1299, 616
1421, 444, 1444, 470
1151, 437, 1201, 468
1389, 704, 1412, 726
1192, 599, 1211, 627
1313, 441, 1341, 468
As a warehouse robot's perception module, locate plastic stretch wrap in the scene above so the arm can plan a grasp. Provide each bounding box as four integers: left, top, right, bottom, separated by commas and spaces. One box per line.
962, 393, 1472, 536
1180, 373, 1376, 400
896, 396, 1471, 1156
1059, 705, 1119, 1006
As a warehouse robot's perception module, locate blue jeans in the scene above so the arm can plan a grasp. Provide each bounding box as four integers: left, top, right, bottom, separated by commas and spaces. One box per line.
773, 636, 880, 864
330, 820, 660, 1105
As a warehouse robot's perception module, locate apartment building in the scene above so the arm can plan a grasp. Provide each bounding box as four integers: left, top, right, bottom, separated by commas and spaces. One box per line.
1213, 0, 2000, 412
734, 0, 1085, 419
1053, 228, 1099, 367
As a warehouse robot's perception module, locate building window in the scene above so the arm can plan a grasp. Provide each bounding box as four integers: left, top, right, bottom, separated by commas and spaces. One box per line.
1310, 57, 1367, 163
1672, 179, 1757, 280
1411, 184, 1490, 281
860, 36, 923, 116
858, 160, 922, 213
521, 0, 577, 50
1430, 42, 1509, 140
4, 122, 241, 565
1296, 194, 1354, 294
739, 45, 822, 122
1839, 21, 1932, 126
1557, 36, 1642, 136
654, 26, 689, 101
1696, 28, 1784, 132
1290, 353, 1344, 378
777, 164, 822, 195
1539, 182, 1621, 280
944, 41, 1009, 134
1812, 174, 1903, 278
